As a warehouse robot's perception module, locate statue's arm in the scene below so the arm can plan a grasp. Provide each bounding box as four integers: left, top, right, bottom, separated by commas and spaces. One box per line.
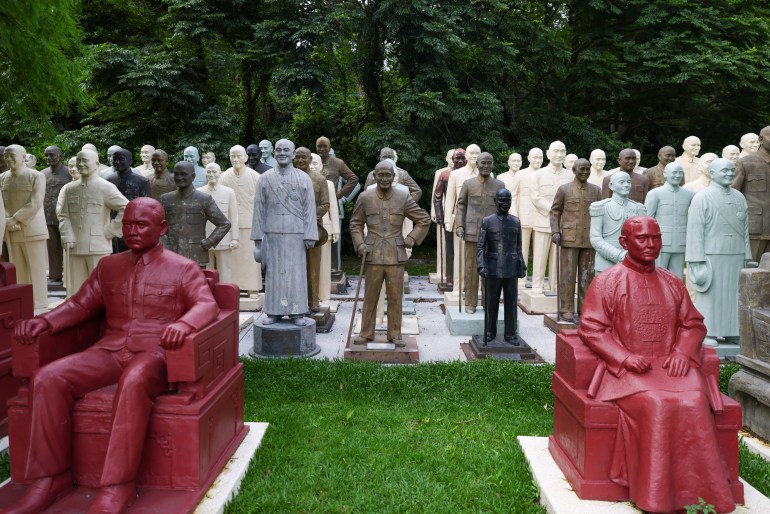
590, 209, 626, 263
549, 186, 564, 236
732, 160, 746, 190
402, 172, 422, 203
316, 179, 330, 220
644, 191, 659, 218
444, 172, 458, 231
672, 279, 707, 362
11, 173, 45, 225
455, 182, 469, 230
104, 185, 129, 239
337, 160, 359, 199
403, 196, 431, 246
349, 195, 366, 252
177, 261, 219, 331
530, 172, 550, 216
228, 189, 240, 236
204, 197, 231, 248
684, 196, 706, 263
58, 188, 75, 245
476, 220, 487, 273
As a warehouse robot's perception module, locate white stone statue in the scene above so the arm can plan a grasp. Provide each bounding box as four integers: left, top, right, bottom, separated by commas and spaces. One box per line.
430, 149, 455, 283
24, 153, 37, 170
700, 152, 718, 169
137, 144, 155, 177
56, 157, 81, 220
588, 149, 609, 187
59, 150, 128, 295
444, 143, 481, 293
183, 146, 207, 187
498, 152, 522, 213
99, 144, 122, 178
1, 145, 49, 309
198, 163, 239, 283
530, 141, 574, 294
676, 136, 703, 184
722, 145, 740, 165
510, 147, 543, 282
739, 132, 760, 159
220, 145, 262, 295
311, 153, 340, 306
81, 143, 109, 173
201, 151, 216, 166
259, 139, 278, 168
563, 153, 578, 172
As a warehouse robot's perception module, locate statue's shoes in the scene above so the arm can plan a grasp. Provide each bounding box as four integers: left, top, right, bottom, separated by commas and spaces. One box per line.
309, 304, 321, 313
389, 339, 407, 348
292, 316, 307, 326
1, 472, 72, 514
465, 307, 476, 314
262, 315, 280, 325
504, 335, 521, 347
353, 336, 372, 345
558, 313, 574, 323
86, 482, 137, 514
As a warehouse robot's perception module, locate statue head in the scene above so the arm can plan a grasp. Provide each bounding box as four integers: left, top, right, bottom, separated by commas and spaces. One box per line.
4, 145, 26, 172
274, 139, 296, 168
112, 149, 133, 173
589, 149, 606, 172
444, 149, 454, 167
151, 150, 169, 176
76, 149, 100, 178
82, 143, 98, 153
259, 140, 274, 161
201, 151, 216, 166
619, 216, 662, 265
759, 126, 770, 153
67, 156, 79, 180
465, 144, 481, 166
107, 145, 121, 165
294, 147, 312, 171
229, 145, 247, 171
44, 146, 63, 169
682, 136, 701, 157
246, 144, 261, 168
122, 197, 168, 254
740, 132, 760, 153
663, 162, 684, 188
722, 145, 740, 164
140, 145, 155, 164
379, 147, 395, 162
309, 153, 323, 174
507, 152, 522, 172
708, 158, 736, 188
632, 149, 641, 167
528, 147, 544, 170
316, 136, 331, 160
617, 148, 637, 173
547, 141, 566, 166
25, 153, 37, 168
700, 152, 718, 170
573, 158, 591, 183
494, 188, 512, 216
608, 171, 632, 198
374, 160, 395, 192
173, 161, 195, 191
477, 152, 494, 177
183, 146, 201, 166
657, 146, 676, 166
205, 162, 222, 186
451, 148, 466, 170
564, 153, 578, 171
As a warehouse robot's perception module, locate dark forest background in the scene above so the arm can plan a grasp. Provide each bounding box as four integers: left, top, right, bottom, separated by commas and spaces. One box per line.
2, 0, 770, 204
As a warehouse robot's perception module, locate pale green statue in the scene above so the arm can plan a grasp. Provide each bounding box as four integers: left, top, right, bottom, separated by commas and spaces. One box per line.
589, 172, 647, 272
686, 158, 752, 345
644, 162, 695, 279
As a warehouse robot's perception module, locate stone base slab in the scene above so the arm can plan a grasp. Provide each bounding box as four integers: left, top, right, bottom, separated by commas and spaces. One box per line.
445, 307, 506, 336
309, 308, 335, 333
544, 314, 578, 334
330, 272, 348, 295
518, 435, 768, 514
443, 290, 482, 307
428, 272, 444, 284
518, 289, 557, 314
344, 335, 419, 363
354, 315, 419, 335
251, 318, 320, 358
384, 300, 415, 315
466, 335, 537, 361
239, 294, 264, 312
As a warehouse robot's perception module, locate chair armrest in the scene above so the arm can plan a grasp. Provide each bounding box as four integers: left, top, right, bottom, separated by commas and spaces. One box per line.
12, 318, 102, 378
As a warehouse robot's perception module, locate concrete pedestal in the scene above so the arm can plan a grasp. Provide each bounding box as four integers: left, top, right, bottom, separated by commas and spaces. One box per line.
443, 290, 482, 307
239, 293, 264, 312
463, 334, 537, 361
544, 314, 578, 334
330, 271, 348, 294
384, 300, 415, 315
428, 272, 444, 285
344, 334, 419, 363
445, 306, 508, 336
251, 318, 320, 358
518, 289, 557, 314
354, 315, 419, 336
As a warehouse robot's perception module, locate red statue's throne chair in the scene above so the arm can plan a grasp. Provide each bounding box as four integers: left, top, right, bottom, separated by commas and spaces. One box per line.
3, 269, 248, 512
548, 330, 744, 503
0, 263, 30, 438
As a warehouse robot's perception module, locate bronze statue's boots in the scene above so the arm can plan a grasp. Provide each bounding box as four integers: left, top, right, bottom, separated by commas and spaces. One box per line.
389, 339, 406, 348
504, 335, 521, 346
465, 306, 476, 314
2, 472, 72, 514
353, 335, 372, 345
86, 482, 137, 514
309, 303, 321, 313
558, 312, 573, 323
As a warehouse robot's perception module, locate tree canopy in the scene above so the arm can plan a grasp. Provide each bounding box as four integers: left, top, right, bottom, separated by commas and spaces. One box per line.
2, 0, 770, 186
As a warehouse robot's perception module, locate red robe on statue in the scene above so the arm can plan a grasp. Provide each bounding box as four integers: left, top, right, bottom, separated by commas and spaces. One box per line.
578, 258, 737, 513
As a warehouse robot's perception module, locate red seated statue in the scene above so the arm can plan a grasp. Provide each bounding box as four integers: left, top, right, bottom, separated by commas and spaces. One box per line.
2, 197, 229, 514
549, 216, 742, 513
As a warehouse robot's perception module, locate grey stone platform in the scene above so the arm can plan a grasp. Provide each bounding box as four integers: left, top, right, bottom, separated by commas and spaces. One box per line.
251, 318, 320, 358
445, 307, 507, 336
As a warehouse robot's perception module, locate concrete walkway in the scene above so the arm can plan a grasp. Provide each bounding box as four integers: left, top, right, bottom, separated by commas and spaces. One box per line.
238, 276, 558, 363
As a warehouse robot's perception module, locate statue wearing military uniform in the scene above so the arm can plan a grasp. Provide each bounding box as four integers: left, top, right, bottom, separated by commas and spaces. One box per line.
455, 152, 505, 313
644, 162, 695, 279
477, 189, 526, 342
42, 146, 71, 284
601, 148, 650, 203
160, 161, 230, 266
733, 125, 770, 262
550, 158, 601, 322
350, 160, 430, 346
590, 172, 647, 272
363, 147, 422, 202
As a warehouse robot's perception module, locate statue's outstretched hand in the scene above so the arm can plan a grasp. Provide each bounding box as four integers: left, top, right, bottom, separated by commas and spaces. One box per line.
200, 239, 214, 251
14, 318, 51, 345
663, 351, 690, 377
161, 322, 193, 350
623, 354, 651, 374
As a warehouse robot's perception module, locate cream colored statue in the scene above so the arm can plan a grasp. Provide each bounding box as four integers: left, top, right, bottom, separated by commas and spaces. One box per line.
739, 133, 760, 159
137, 144, 155, 177
201, 151, 216, 166
676, 136, 703, 183
56, 157, 81, 220
633, 149, 645, 173
430, 149, 455, 282
530, 141, 573, 294
198, 163, 239, 283
683, 157, 713, 194
221, 145, 262, 294
444, 143, 481, 293
81, 143, 109, 173
563, 153, 578, 172
24, 153, 37, 170
311, 153, 340, 306
722, 145, 740, 165
588, 149, 609, 187
1, 145, 49, 309
59, 150, 128, 295
510, 147, 543, 283
498, 152, 522, 213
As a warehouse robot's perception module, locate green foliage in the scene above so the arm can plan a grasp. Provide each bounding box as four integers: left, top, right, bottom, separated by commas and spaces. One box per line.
683, 497, 716, 514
